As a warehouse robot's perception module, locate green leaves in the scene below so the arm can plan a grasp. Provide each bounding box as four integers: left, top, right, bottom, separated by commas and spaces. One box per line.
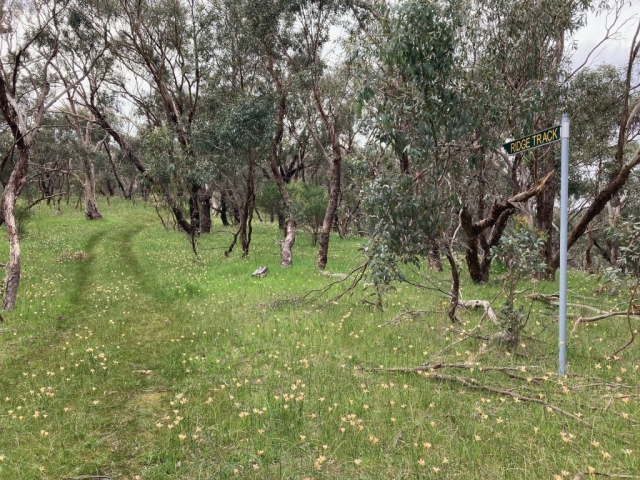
216, 95, 276, 150
361, 172, 443, 288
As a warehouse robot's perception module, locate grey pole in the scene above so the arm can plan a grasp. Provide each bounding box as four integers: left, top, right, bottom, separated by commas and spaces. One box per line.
559, 114, 569, 376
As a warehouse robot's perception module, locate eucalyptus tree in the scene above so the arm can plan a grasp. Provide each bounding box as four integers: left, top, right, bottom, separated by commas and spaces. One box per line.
288, 0, 362, 270
213, 96, 275, 257
27, 113, 88, 212
233, 0, 301, 267
353, 0, 469, 290
68, 0, 218, 235
50, 5, 118, 220
447, 0, 607, 281
548, 20, 640, 274
560, 64, 633, 270
0, 0, 97, 309
353, 0, 628, 286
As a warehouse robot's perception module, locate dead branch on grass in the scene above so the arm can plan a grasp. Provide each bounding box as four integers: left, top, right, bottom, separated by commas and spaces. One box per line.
571, 310, 639, 336
528, 293, 608, 314
380, 309, 441, 327
573, 472, 640, 479
301, 261, 369, 304
64, 476, 111, 480
368, 362, 544, 382
420, 371, 588, 422
363, 364, 610, 432
435, 326, 487, 355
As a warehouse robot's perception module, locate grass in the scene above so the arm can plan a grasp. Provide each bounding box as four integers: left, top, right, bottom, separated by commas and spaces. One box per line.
0, 198, 638, 479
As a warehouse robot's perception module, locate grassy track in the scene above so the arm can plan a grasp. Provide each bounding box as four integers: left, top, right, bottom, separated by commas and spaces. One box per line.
0, 200, 639, 479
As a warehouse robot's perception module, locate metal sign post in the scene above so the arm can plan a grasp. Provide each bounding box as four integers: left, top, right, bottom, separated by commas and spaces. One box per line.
503, 119, 569, 375
559, 114, 570, 376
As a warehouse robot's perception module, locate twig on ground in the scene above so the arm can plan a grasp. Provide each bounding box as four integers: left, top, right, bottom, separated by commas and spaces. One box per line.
528, 293, 608, 314
64, 476, 111, 480
571, 310, 639, 335
301, 261, 369, 304
369, 362, 541, 377
573, 472, 640, 479
380, 309, 438, 327
421, 371, 591, 425
435, 328, 483, 355
363, 364, 608, 433
449, 327, 492, 341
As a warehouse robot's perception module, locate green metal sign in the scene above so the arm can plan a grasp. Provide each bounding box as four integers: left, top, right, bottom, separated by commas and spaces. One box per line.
503, 125, 561, 155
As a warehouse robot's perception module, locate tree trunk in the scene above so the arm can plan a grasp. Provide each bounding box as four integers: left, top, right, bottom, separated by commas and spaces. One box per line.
225, 155, 256, 258
585, 228, 594, 274
240, 154, 255, 257
189, 183, 201, 234
428, 239, 443, 272
128, 179, 136, 200
268, 61, 296, 267
83, 159, 102, 220
220, 190, 230, 226
0, 148, 29, 310
443, 246, 461, 324
199, 185, 212, 234
105, 142, 130, 199
106, 179, 115, 197
534, 159, 556, 280
460, 171, 554, 283
317, 134, 341, 270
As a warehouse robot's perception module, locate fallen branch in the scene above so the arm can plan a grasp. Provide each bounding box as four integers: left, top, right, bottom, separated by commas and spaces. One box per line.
369, 362, 543, 382
435, 323, 491, 356
364, 365, 597, 429
573, 472, 640, 479
458, 300, 500, 326
301, 261, 369, 304
380, 310, 438, 327
421, 371, 589, 425
528, 293, 608, 314
64, 476, 111, 480
571, 310, 639, 335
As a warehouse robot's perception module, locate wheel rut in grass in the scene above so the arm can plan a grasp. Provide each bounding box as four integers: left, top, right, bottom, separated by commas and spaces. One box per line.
69, 229, 109, 306
66, 221, 188, 473
69, 223, 149, 307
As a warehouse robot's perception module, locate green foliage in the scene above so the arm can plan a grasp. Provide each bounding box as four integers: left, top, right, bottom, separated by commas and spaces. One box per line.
139, 126, 188, 184
215, 95, 276, 150
491, 219, 547, 348
288, 182, 328, 245
603, 216, 640, 301
255, 181, 284, 220
364, 175, 441, 255
383, 0, 458, 90
361, 173, 443, 297
374, 0, 466, 158
257, 181, 328, 244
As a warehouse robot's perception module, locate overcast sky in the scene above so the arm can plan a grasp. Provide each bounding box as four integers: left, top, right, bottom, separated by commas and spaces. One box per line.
570, 1, 640, 69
